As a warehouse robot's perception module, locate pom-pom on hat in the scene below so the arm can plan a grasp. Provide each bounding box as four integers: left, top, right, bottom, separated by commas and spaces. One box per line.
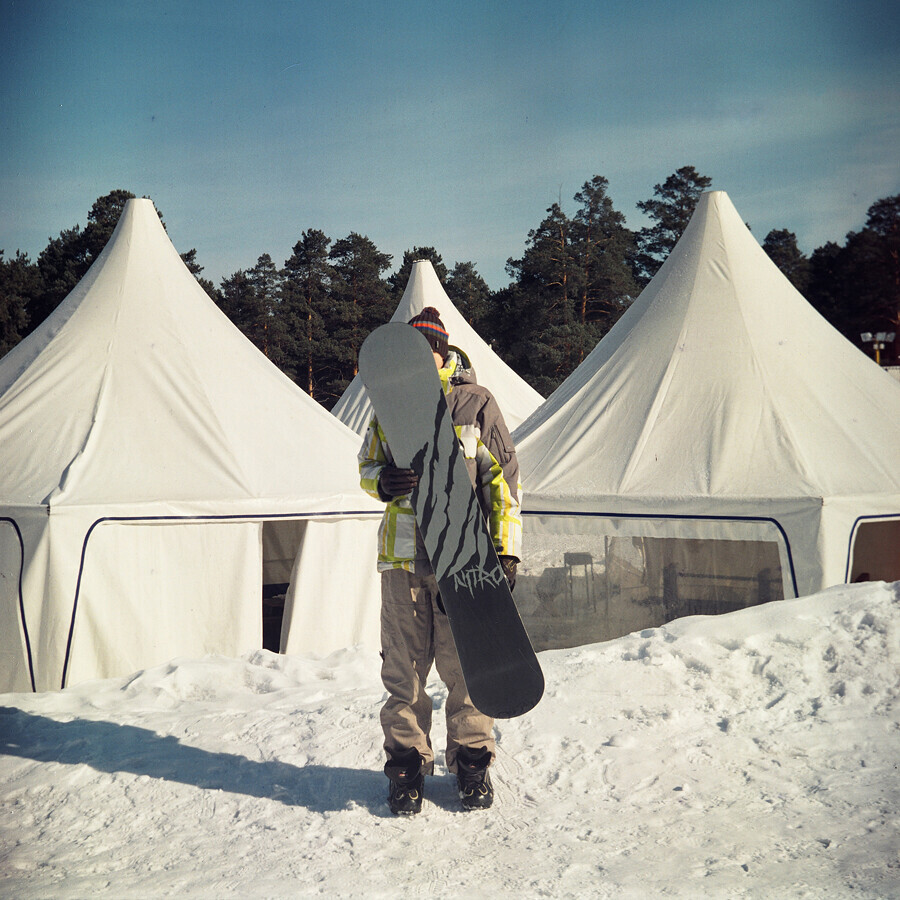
408, 307, 449, 360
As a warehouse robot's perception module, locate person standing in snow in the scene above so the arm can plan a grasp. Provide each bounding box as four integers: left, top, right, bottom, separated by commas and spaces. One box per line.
358, 307, 522, 815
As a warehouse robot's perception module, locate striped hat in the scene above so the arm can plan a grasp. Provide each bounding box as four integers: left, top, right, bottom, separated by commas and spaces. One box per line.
408, 307, 449, 360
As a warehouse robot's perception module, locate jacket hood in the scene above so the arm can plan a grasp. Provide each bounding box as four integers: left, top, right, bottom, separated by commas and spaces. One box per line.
444, 346, 477, 387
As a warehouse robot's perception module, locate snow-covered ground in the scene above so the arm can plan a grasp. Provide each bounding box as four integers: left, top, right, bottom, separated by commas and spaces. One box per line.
2, 581, 898, 899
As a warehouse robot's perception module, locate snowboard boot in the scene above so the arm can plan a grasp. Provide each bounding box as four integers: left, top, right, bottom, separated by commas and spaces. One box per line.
385, 748, 425, 816
456, 746, 493, 811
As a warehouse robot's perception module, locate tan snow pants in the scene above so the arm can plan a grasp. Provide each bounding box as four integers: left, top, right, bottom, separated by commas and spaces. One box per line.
380, 567, 495, 774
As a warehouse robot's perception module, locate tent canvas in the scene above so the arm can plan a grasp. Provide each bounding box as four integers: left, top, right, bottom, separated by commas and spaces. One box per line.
0, 199, 381, 692
332, 259, 543, 433
512, 191, 900, 651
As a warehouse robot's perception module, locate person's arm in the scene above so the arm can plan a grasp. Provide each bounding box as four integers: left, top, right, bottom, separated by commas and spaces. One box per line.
476, 394, 523, 563
359, 418, 389, 500
358, 418, 417, 501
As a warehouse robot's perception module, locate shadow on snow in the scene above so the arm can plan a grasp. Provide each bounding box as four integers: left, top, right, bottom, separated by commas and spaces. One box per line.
0, 707, 390, 815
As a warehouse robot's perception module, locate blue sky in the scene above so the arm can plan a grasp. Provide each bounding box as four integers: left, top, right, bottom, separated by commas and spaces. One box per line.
2, 0, 898, 290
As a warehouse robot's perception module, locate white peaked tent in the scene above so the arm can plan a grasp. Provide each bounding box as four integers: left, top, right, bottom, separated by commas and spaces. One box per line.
332, 259, 543, 433
0, 199, 381, 693
512, 191, 900, 651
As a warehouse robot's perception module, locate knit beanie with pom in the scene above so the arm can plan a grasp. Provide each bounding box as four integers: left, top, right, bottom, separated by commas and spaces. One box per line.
408, 307, 449, 360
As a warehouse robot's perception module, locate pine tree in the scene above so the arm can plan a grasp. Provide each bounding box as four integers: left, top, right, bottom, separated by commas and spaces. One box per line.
501, 203, 591, 394
807, 195, 900, 362
282, 230, 334, 399
30, 224, 89, 334
445, 261, 492, 334
180, 248, 219, 301
81, 189, 137, 259
635, 166, 712, 284
572, 175, 638, 334
218, 253, 288, 375
807, 241, 845, 329
249, 254, 286, 364
328, 233, 392, 405
853, 195, 900, 344
762, 229, 811, 294
0, 250, 40, 357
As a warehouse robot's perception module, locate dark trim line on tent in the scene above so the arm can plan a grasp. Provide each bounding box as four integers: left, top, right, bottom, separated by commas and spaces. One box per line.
1, 517, 35, 692
844, 513, 900, 583
521, 509, 800, 599
58, 511, 383, 691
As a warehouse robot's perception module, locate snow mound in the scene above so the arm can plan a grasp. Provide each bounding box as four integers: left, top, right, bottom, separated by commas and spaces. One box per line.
2, 582, 898, 898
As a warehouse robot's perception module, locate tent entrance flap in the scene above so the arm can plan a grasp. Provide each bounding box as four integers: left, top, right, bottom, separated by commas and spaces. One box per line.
262, 520, 308, 652
848, 517, 900, 584
519, 514, 791, 652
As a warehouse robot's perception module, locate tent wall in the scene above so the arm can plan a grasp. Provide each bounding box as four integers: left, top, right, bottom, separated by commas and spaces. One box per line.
64, 521, 262, 686
1, 512, 383, 691
281, 517, 381, 655
0, 519, 30, 692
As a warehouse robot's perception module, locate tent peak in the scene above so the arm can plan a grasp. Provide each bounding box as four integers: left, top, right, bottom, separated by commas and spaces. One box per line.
409, 259, 439, 277
698, 190, 732, 212
122, 196, 157, 215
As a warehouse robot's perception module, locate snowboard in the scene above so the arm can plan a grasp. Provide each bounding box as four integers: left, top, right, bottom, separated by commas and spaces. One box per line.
358, 322, 544, 719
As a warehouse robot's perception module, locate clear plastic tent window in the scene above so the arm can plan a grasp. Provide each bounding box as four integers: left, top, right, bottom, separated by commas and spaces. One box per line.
517, 514, 789, 651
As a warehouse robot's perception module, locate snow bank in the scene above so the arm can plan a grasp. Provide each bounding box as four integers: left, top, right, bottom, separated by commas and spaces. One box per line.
2, 582, 898, 898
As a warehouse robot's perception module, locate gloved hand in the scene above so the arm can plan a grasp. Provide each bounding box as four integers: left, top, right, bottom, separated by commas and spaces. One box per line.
499, 556, 518, 592
378, 465, 419, 499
